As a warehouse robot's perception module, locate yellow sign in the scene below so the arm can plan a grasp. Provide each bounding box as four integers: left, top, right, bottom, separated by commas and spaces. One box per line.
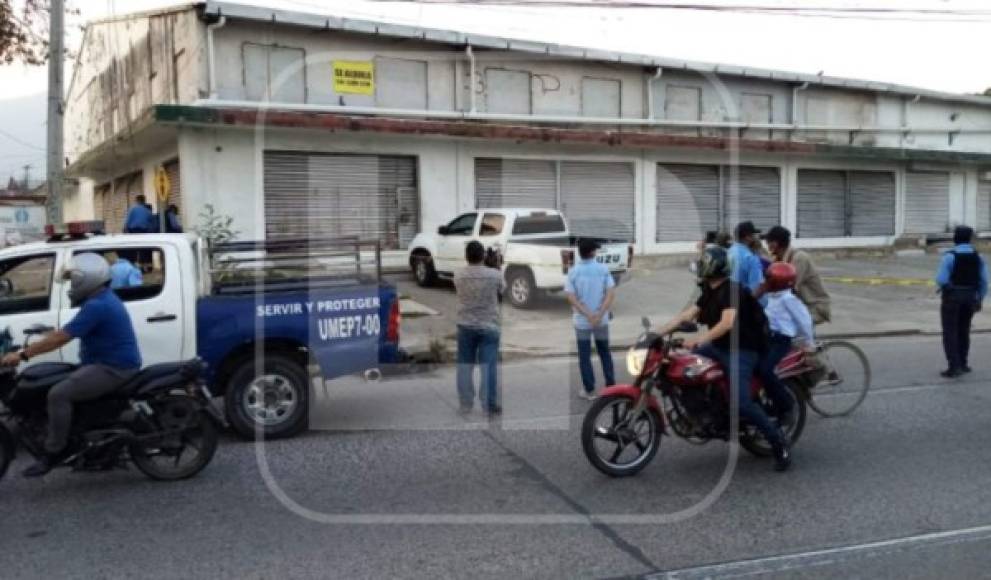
333, 60, 374, 95
154, 167, 171, 202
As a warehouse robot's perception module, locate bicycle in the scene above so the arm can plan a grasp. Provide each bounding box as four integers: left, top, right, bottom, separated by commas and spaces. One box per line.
800, 340, 872, 418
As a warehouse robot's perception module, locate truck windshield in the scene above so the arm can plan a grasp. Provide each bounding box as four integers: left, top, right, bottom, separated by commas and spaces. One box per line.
512, 214, 566, 235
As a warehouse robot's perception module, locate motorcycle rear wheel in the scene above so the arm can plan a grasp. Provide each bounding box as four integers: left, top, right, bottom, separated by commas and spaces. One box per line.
739, 385, 807, 458
581, 394, 662, 477
130, 395, 219, 481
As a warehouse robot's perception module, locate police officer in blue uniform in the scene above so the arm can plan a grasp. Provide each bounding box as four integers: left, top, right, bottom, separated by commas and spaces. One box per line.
936, 226, 988, 378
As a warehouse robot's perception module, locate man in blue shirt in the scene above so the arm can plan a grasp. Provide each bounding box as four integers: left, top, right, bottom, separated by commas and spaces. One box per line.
728, 221, 765, 297
1, 253, 141, 476
109, 251, 143, 289
935, 226, 988, 378
124, 195, 154, 233
565, 239, 616, 400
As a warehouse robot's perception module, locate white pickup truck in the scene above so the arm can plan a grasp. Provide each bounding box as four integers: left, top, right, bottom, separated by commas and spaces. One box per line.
408, 209, 632, 308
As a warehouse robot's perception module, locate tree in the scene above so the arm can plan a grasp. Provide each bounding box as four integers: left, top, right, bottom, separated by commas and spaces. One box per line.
0, 0, 77, 65
984, 88, 991, 97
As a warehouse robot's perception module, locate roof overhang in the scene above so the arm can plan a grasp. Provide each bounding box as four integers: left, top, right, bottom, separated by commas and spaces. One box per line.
153, 104, 991, 166
66, 109, 179, 180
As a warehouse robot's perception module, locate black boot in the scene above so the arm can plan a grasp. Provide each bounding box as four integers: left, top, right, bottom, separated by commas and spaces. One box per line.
771, 439, 792, 472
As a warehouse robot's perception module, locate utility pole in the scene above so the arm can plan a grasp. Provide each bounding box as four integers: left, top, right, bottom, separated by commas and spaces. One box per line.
45, 0, 65, 225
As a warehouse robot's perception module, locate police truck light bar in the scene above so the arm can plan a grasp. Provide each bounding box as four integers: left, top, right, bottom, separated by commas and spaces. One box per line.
45, 220, 106, 238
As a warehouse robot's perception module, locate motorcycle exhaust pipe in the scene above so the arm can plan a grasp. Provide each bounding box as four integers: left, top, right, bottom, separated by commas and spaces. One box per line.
363, 368, 382, 383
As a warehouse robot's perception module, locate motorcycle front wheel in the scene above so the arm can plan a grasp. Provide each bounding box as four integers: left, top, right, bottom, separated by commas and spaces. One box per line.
581, 394, 662, 477
130, 394, 219, 481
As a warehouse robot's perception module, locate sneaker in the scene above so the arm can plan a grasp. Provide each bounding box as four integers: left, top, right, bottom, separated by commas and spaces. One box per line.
940, 368, 963, 379
21, 455, 56, 478
962, 366, 973, 374
457, 405, 473, 417
578, 391, 597, 401
485, 405, 502, 417
772, 441, 792, 472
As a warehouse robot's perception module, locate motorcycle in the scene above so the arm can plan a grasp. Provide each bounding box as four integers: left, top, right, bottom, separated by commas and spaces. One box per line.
581, 318, 813, 477
0, 327, 223, 481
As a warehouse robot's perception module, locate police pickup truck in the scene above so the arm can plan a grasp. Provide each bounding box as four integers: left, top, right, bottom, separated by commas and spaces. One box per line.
408, 209, 632, 308
0, 223, 403, 439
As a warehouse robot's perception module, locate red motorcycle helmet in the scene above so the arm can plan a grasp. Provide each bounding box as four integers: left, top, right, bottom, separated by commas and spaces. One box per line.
766, 262, 797, 292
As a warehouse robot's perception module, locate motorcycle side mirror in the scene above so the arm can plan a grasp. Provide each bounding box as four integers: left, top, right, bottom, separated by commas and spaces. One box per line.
677, 321, 699, 333
640, 316, 651, 330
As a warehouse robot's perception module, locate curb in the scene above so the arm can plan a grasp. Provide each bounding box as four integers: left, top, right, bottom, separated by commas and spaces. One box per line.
404, 326, 991, 364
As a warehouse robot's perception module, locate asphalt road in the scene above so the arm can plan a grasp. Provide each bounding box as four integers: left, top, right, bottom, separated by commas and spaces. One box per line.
2, 334, 991, 579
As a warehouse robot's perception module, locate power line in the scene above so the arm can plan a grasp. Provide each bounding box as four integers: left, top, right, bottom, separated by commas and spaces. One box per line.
0, 127, 45, 151
357, 0, 991, 20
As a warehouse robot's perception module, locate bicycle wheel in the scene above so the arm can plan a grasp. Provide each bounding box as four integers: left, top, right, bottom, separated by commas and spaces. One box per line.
807, 340, 871, 418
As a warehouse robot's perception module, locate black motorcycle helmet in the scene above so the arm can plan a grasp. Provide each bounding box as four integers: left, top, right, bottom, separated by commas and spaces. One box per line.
697, 246, 730, 281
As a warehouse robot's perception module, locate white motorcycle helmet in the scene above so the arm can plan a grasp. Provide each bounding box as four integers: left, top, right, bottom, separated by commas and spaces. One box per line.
64, 252, 112, 305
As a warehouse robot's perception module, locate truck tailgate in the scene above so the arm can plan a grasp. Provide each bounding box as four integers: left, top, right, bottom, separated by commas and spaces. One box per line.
596, 242, 630, 271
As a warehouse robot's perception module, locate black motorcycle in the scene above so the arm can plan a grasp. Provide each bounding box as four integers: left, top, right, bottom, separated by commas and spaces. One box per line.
0, 328, 223, 481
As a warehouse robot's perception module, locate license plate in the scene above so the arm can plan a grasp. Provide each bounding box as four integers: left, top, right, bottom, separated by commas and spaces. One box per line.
596, 253, 622, 265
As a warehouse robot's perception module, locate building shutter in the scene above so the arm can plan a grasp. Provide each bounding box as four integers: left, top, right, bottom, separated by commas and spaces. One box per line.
656, 163, 719, 242
164, 160, 181, 213
93, 183, 108, 224
850, 171, 896, 237
979, 179, 991, 232
560, 161, 635, 241
797, 170, 846, 238
263, 152, 418, 249
474, 158, 557, 209
904, 171, 950, 235
725, 166, 781, 234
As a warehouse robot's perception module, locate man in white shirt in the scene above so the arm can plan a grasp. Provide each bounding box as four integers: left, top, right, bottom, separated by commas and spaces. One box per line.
758, 262, 814, 427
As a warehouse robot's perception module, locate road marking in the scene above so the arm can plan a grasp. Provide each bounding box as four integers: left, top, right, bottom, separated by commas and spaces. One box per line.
823, 275, 934, 287
650, 522, 991, 579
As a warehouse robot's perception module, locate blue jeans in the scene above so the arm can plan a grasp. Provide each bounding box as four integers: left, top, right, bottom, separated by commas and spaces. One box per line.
456, 326, 500, 410
576, 326, 615, 393
757, 333, 796, 417
695, 344, 783, 447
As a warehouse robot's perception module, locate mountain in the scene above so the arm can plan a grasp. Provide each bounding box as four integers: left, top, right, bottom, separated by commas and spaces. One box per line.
0, 92, 47, 187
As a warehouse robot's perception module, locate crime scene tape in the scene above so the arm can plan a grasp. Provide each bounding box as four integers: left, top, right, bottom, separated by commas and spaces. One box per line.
823, 276, 935, 287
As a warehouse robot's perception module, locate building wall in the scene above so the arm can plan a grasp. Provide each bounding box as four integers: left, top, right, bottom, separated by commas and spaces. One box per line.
172, 126, 977, 256
66, 9, 206, 165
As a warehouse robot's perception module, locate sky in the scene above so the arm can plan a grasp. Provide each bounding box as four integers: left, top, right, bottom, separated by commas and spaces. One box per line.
0, 0, 989, 179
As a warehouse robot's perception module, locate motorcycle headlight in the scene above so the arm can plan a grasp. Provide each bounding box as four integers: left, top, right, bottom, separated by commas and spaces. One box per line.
626, 347, 648, 376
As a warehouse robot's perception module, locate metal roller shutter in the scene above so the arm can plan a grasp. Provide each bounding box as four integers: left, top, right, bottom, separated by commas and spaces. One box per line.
263, 152, 419, 249
656, 163, 720, 242
850, 171, 896, 237
725, 166, 781, 233
797, 170, 846, 238
560, 161, 635, 241
904, 171, 950, 234
164, 160, 181, 213
979, 180, 991, 232
475, 158, 557, 209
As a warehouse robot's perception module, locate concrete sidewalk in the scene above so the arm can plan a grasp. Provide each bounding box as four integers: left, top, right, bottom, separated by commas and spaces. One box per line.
394, 252, 986, 359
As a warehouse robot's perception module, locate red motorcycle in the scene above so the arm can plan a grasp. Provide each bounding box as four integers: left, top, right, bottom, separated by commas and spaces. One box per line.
581, 318, 814, 477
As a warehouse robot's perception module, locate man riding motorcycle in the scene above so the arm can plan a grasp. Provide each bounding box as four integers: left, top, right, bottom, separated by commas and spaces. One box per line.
657, 246, 791, 472
1, 253, 142, 477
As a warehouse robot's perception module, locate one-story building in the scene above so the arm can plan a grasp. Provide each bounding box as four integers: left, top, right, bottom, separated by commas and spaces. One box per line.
64, 1, 991, 257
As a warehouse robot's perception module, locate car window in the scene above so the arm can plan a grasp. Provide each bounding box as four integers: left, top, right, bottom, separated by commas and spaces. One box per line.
479, 214, 505, 237
0, 253, 55, 315
446, 213, 478, 236
76, 247, 165, 302
512, 213, 567, 235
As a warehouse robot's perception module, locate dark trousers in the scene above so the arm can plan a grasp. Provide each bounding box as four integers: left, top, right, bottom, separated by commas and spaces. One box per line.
695, 344, 783, 447
46, 365, 137, 453
757, 333, 796, 416
456, 326, 500, 411
941, 291, 978, 371
576, 326, 615, 393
